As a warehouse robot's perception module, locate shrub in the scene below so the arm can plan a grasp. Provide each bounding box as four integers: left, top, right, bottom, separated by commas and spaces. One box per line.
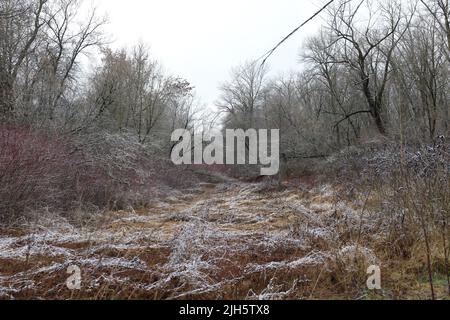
0, 125, 209, 224
0, 125, 78, 222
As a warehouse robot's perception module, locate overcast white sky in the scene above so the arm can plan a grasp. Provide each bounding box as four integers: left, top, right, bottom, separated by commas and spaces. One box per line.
91, 0, 326, 108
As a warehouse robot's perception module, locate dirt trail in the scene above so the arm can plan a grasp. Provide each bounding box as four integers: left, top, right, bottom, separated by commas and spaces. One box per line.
0, 181, 379, 299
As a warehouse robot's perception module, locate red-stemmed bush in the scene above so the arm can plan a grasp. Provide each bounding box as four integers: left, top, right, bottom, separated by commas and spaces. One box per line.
0, 125, 209, 224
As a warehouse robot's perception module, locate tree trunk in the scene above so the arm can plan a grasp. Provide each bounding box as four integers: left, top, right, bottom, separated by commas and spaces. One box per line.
0, 79, 14, 119
362, 77, 387, 135
372, 106, 387, 136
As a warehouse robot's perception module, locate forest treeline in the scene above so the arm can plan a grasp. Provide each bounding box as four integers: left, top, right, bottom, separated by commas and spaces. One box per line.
219, 0, 449, 158
0, 0, 449, 220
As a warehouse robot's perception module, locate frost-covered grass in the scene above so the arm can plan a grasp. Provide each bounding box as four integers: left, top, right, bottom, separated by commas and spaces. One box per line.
0, 179, 448, 300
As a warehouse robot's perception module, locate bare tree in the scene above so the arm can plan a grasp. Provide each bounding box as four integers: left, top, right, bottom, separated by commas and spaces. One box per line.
421, 0, 450, 60
0, 0, 106, 125
44, 0, 106, 119
263, 73, 334, 156
393, 12, 449, 141
323, 0, 413, 135
217, 61, 268, 130
304, 30, 368, 146
0, 0, 47, 119
89, 44, 196, 145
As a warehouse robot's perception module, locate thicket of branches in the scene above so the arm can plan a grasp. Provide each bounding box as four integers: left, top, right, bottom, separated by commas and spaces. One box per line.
218, 0, 449, 159
0, 0, 201, 223
215, 0, 450, 298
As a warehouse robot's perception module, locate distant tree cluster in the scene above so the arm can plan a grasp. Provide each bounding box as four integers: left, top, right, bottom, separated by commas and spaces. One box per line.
0, 0, 201, 222
218, 0, 450, 161
0, 0, 199, 147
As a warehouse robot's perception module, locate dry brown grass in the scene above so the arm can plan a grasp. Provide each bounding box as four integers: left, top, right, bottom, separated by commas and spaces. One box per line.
0, 177, 448, 300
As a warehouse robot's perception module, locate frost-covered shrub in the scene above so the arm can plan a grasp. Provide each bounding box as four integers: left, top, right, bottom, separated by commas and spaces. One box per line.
0, 125, 209, 224
0, 125, 79, 222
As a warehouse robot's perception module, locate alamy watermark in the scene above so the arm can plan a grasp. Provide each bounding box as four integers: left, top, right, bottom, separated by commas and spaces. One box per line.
367, 265, 381, 290
171, 129, 280, 176
66, 265, 81, 290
